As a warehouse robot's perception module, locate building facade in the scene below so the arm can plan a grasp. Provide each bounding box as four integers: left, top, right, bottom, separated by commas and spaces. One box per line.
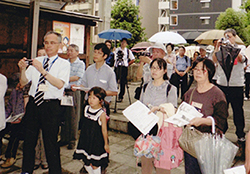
169, 0, 243, 35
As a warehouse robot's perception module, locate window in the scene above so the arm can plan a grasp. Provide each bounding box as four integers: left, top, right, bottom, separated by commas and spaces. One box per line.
170, 0, 178, 10
170, 15, 178, 26
200, 16, 210, 25
95, 11, 98, 16
201, 2, 210, 8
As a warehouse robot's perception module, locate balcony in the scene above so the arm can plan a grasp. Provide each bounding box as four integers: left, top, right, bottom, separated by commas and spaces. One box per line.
158, 2, 170, 9
158, 16, 169, 25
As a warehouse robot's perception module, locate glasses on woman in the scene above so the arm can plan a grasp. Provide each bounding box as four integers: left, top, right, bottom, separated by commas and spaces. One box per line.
150, 66, 161, 71
193, 67, 207, 73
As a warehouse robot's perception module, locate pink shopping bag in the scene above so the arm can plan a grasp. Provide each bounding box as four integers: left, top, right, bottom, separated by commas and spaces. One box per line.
154, 123, 183, 170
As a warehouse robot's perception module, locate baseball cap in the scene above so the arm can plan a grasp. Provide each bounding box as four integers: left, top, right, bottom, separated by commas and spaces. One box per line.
148, 42, 167, 55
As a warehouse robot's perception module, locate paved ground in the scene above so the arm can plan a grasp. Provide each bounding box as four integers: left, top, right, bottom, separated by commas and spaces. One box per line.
0, 82, 249, 174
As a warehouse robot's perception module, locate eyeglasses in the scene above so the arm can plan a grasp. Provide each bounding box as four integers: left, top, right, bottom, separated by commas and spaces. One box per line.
43, 41, 60, 45
193, 68, 207, 73
150, 66, 161, 71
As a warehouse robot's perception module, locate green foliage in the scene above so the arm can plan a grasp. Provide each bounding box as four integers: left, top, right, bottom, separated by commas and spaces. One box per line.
111, 0, 147, 48
215, 8, 250, 45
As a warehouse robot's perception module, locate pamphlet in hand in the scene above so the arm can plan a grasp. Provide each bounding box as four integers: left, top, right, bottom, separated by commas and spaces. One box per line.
6, 113, 24, 123
164, 102, 203, 127
72, 86, 90, 92
122, 101, 159, 135
223, 165, 246, 174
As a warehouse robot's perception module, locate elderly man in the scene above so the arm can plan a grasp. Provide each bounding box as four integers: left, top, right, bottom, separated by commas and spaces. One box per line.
59, 44, 85, 149
18, 31, 70, 174
198, 45, 208, 59
213, 28, 246, 159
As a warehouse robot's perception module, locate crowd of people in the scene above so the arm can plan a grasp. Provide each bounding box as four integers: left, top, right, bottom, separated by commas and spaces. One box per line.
0, 28, 250, 174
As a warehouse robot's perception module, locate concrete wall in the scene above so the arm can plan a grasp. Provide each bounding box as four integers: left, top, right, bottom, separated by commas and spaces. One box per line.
139, 0, 159, 38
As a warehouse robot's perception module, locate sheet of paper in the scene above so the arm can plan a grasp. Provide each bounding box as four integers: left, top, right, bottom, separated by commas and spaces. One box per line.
6, 113, 24, 123
72, 86, 90, 92
122, 101, 159, 135
165, 102, 203, 127
223, 165, 246, 174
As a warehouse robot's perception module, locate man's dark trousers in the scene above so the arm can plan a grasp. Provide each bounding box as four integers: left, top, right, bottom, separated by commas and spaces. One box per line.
170, 72, 188, 98
115, 66, 128, 100
22, 97, 62, 174
218, 85, 245, 139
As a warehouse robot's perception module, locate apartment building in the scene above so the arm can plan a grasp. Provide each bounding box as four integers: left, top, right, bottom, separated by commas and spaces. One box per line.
168, 0, 243, 36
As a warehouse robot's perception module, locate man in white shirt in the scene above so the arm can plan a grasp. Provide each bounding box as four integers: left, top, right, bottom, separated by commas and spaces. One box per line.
18, 31, 70, 174
114, 38, 135, 102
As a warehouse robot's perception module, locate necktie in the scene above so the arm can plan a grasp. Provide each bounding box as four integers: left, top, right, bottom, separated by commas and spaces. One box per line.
34, 58, 49, 106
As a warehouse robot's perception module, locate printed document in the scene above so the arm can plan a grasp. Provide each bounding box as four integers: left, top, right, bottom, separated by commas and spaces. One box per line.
165, 102, 203, 127
223, 165, 246, 174
122, 101, 159, 135
72, 86, 90, 92
6, 113, 24, 123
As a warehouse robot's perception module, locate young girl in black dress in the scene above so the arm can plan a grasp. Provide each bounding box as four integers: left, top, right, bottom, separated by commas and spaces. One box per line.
73, 87, 110, 174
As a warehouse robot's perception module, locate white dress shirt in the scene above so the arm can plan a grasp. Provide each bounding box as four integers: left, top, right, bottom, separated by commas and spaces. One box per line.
25, 55, 70, 100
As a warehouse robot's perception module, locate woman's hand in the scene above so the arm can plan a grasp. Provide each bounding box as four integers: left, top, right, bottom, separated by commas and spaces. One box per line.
188, 117, 203, 127
148, 106, 166, 114
104, 144, 110, 154
188, 117, 212, 127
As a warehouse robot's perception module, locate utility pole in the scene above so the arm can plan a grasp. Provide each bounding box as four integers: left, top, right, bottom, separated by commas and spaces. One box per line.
27, 0, 40, 59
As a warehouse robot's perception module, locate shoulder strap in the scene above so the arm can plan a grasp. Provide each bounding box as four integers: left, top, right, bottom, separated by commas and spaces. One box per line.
127, 48, 129, 59
166, 84, 172, 97
184, 56, 188, 63
143, 83, 148, 93
189, 88, 196, 104
127, 48, 131, 62
142, 83, 171, 99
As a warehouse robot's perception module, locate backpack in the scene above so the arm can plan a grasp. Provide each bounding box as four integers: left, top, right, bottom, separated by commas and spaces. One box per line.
134, 82, 172, 100
105, 52, 114, 67
176, 55, 188, 63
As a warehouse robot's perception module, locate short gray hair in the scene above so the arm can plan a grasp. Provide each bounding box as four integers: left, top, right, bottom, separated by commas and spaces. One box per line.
44, 31, 62, 43
224, 28, 237, 36
68, 44, 79, 52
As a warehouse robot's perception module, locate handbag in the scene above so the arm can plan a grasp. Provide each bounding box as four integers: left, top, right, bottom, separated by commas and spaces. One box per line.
134, 134, 163, 160
154, 123, 183, 170
178, 88, 203, 158
178, 126, 203, 158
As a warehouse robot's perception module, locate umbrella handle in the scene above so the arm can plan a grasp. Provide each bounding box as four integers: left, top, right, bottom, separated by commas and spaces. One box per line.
207, 116, 215, 134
